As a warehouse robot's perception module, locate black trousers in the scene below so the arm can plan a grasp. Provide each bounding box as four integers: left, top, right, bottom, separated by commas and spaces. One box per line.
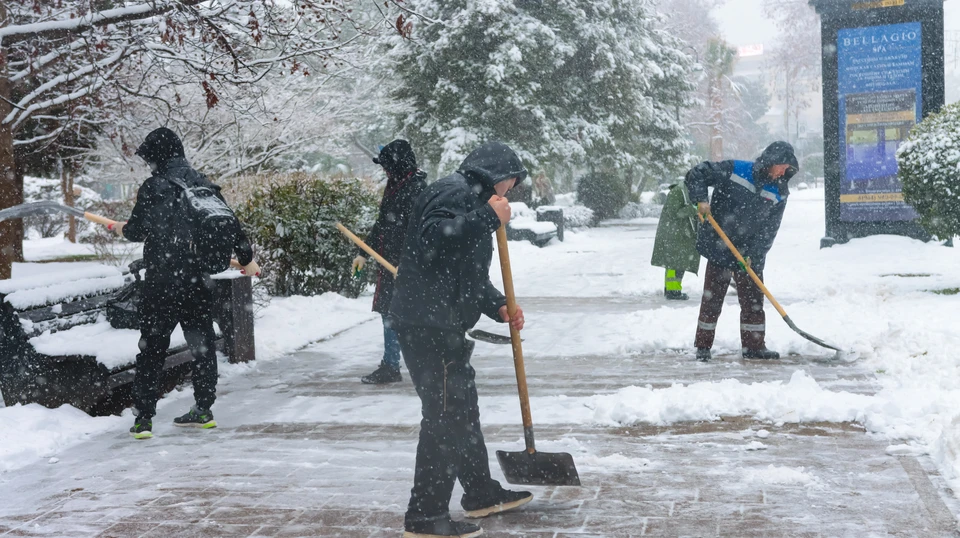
396, 325, 501, 524
695, 261, 766, 350
133, 277, 218, 420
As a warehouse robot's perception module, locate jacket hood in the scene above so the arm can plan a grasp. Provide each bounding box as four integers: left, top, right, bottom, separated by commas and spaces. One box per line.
456, 142, 528, 191
136, 127, 185, 167
754, 141, 799, 184
374, 139, 418, 179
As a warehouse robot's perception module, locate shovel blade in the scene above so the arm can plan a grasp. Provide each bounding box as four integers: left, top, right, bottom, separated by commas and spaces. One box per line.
496, 449, 581, 486
783, 316, 842, 352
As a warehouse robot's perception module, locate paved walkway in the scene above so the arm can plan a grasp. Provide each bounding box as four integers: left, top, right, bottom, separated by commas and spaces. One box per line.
1, 297, 959, 537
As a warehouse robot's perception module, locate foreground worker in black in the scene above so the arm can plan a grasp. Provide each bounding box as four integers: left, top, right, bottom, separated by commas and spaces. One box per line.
389, 142, 533, 538
113, 127, 259, 439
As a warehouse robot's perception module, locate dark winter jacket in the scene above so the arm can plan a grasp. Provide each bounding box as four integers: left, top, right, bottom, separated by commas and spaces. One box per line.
388, 142, 528, 332
685, 142, 798, 272
362, 169, 427, 313
124, 134, 253, 282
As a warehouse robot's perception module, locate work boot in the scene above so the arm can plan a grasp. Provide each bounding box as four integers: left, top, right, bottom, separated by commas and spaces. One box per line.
173, 406, 217, 428
742, 348, 780, 360
664, 290, 689, 301
361, 362, 402, 384
696, 348, 711, 362
462, 487, 533, 518
403, 518, 483, 538
129, 417, 153, 440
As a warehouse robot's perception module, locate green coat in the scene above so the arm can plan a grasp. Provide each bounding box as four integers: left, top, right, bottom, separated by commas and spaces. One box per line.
651, 183, 701, 274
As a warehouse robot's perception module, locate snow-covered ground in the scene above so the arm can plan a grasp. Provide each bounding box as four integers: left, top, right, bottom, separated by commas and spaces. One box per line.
5, 187, 960, 498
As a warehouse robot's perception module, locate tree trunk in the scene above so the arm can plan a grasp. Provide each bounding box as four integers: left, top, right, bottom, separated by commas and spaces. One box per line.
62, 161, 77, 243
0, 5, 19, 279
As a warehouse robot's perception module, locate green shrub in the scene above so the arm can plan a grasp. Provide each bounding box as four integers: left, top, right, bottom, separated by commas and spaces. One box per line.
237, 175, 378, 297
576, 172, 629, 220
898, 102, 960, 239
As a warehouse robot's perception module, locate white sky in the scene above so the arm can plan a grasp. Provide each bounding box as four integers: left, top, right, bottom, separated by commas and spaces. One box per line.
712, 0, 960, 48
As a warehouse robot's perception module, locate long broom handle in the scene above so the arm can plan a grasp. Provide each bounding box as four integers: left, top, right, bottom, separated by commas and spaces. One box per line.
83, 212, 245, 271
496, 226, 536, 454
700, 213, 789, 318
335, 222, 398, 277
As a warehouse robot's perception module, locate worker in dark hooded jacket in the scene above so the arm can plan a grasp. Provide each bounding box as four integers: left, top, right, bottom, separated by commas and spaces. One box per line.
111, 127, 259, 439
351, 140, 427, 385
686, 141, 798, 362
388, 142, 532, 538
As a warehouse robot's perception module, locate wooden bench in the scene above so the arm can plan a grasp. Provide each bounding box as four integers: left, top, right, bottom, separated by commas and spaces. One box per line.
0, 263, 255, 416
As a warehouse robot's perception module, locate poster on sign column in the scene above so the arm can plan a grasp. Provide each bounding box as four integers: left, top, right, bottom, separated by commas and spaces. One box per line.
837, 22, 922, 222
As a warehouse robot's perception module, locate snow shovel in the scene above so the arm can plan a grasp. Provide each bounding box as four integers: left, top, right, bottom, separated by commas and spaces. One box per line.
0, 200, 247, 271
700, 213, 841, 352
494, 226, 580, 486
335, 222, 512, 345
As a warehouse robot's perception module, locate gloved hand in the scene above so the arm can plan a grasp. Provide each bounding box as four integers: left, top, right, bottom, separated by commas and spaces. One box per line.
107, 221, 125, 237
737, 256, 752, 272
241, 260, 261, 277
351, 255, 366, 276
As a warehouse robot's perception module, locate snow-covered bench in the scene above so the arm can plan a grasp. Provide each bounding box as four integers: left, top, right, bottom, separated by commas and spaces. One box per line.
0, 263, 255, 416
507, 203, 562, 247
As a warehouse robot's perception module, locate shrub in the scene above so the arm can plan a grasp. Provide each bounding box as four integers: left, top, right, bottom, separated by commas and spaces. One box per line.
237, 175, 378, 297
575, 172, 629, 220
898, 102, 960, 239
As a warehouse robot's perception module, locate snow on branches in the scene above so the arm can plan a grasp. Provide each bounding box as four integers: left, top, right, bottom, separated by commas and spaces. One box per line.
389, 0, 695, 178
1, 0, 366, 161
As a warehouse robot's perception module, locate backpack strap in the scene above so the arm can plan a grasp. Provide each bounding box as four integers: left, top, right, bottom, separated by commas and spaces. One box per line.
166, 175, 190, 191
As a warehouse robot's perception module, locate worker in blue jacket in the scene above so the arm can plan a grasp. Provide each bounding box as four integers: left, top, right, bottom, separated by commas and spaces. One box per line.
685, 141, 798, 362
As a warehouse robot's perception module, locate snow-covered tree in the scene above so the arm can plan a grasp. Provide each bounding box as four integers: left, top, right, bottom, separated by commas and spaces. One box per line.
388, 0, 695, 188
0, 0, 394, 279
897, 102, 960, 239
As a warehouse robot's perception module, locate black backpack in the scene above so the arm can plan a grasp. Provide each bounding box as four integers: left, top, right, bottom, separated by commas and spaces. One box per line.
167, 174, 239, 275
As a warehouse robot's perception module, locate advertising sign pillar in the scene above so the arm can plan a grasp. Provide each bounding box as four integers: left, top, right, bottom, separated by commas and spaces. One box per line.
810, 0, 944, 247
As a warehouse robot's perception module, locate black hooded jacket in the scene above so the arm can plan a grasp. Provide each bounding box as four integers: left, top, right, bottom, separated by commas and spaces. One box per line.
364, 169, 427, 314
123, 128, 254, 282
388, 142, 528, 332
685, 141, 799, 272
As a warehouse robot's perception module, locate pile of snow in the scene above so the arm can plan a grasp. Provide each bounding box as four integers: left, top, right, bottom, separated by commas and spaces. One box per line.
254, 293, 378, 361
743, 465, 822, 487
0, 404, 125, 473
551, 192, 596, 228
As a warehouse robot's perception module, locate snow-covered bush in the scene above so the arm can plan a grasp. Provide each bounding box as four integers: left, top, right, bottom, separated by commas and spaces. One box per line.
618, 202, 663, 220
576, 172, 629, 220
563, 206, 596, 229
237, 174, 378, 298
898, 102, 960, 239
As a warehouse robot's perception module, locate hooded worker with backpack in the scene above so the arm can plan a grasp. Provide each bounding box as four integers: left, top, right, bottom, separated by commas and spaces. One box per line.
112, 127, 259, 439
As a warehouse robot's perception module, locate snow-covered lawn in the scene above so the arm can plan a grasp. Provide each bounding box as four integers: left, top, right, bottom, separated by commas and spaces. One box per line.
5, 187, 960, 496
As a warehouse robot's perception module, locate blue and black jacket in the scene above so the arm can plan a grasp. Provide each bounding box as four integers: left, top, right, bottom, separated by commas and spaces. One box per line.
685, 142, 798, 272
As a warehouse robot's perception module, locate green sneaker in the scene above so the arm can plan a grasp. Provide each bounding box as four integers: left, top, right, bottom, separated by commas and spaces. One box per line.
130, 418, 153, 439
173, 406, 217, 429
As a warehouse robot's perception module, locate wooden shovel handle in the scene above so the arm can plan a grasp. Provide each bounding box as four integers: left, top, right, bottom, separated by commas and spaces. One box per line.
701, 213, 788, 318
496, 226, 535, 453
336, 222, 398, 277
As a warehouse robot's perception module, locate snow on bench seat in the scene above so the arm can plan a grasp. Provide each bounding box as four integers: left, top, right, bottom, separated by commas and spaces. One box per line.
0, 265, 124, 309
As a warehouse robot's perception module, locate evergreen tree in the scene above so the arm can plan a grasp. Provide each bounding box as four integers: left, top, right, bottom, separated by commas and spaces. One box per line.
389, 0, 695, 181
